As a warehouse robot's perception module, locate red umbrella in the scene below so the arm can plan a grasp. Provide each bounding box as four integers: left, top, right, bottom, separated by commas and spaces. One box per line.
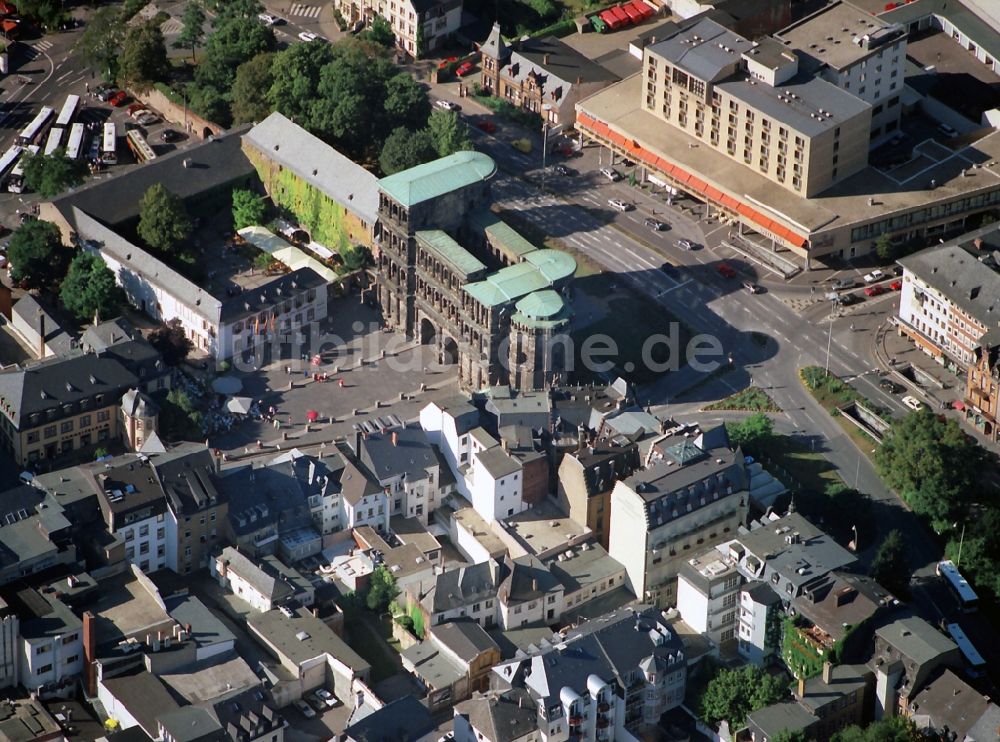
306, 410, 319, 422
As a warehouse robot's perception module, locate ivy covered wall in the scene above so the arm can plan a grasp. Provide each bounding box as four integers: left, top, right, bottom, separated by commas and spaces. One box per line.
243, 144, 374, 253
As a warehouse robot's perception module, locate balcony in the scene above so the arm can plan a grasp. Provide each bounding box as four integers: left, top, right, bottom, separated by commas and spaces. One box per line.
568, 715, 583, 726
598, 703, 611, 713
596, 717, 610, 729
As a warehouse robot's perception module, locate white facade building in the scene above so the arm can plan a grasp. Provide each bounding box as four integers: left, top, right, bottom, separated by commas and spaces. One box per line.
676, 546, 742, 645
738, 582, 784, 665
420, 397, 480, 499
469, 444, 525, 524
17, 593, 83, 694
119, 513, 169, 574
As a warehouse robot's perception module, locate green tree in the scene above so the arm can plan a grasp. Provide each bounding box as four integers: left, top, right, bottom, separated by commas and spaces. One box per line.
7, 220, 68, 290
875, 410, 984, 531
366, 565, 400, 612
138, 184, 193, 254
831, 716, 922, 742
230, 52, 276, 124
195, 15, 276, 103
944, 508, 1000, 604
79, 6, 125, 80
232, 188, 267, 230
209, 0, 263, 25
22, 148, 87, 198
175, 0, 207, 60
266, 40, 336, 127
379, 126, 437, 175
159, 388, 203, 441
875, 234, 896, 262
726, 412, 774, 450
427, 108, 472, 157
187, 82, 231, 126
359, 14, 395, 47
59, 251, 124, 322
870, 529, 908, 597
14, 0, 66, 30
148, 319, 194, 366
773, 731, 810, 742
119, 19, 169, 91
341, 245, 369, 272
383, 73, 431, 132
699, 666, 787, 728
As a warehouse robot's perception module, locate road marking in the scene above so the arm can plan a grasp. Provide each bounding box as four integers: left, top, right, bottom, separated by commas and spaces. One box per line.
289, 3, 322, 17
56, 68, 76, 82
658, 279, 691, 296
32, 40, 53, 52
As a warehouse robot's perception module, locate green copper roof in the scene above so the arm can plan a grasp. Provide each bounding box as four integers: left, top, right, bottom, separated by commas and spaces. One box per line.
523, 249, 576, 283
464, 262, 550, 307
416, 230, 486, 277
378, 152, 497, 208
470, 209, 537, 258
515, 290, 565, 319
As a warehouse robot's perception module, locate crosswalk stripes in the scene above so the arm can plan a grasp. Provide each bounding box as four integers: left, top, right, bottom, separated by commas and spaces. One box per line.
288, 3, 322, 17
31, 39, 53, 52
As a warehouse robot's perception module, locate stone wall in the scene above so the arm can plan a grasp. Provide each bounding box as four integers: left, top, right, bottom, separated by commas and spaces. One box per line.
134, 88, 223, 140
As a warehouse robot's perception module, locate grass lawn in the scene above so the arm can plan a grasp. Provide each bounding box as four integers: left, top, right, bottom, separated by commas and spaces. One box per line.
751, 434, 841, 495
799, 366, 880, 455
570, 273, 691, 385
345, 612, 401, 683
705, 386, 781, 412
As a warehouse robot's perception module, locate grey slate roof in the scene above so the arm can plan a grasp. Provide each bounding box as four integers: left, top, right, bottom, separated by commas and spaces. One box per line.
504, 37, 618, 103
910, 669, 990, 740
101, 669, 181, 738
244, 112, 378, 225
342, 696, 434, 742
156, 707, 225, 742
358, 425, 438, 482
80, 316, 139, 352
11, 294, 73, 357
50, 125, 255, 228
425, 561, 503, 614
748, 700, 818, 738
0, 353, 138, 430
545, 545, 625, 595
455, 689, 537, 741
898, 225, 1000, 337
876, 617, 958, 665
647, 18, 754, 83
218, 267, 327, 323
247, 606, 370, 675
432, 620, 499, 663
218, 547, 295, 603
500, 554, 561, 604
474, 447, 521, 479
165, 594, 235, 651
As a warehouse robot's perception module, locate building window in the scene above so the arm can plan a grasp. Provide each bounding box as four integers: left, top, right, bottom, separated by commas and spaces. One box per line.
43, 425, 56, 439
79, 414, 91, 428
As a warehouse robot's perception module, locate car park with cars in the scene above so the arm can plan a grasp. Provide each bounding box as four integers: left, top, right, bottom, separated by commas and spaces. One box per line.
600, 167, 622, 181
832, 277, 857, 290
160, 129, 182, 143
864, 285, 886, 297
836, 292, 863, 306
902, 395, 924, 411
96, 87, 117, 101
890, 280, 902, 291
298, 31, 320, 42
293, 700, 316, 718
879, 378, 904, 394
435, 100, 459, 111
716, 263, 736, 279
258, 12, 284, 24
313, 689, 338, 708
109, 91, 129, 107
863, 270, 885, 283
455, 61, 474, 77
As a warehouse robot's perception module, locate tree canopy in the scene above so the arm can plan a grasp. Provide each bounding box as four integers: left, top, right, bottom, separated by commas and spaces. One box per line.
22, 148, 87, 198
726, 412, 774, 450
830, 717, 923, 742
875, 409, 985, 531
175, 0, 207, 60
59, 252, 124, 323
148, 319, 195, 366
120, 19, 169, 91
232, 188, 267, 230
379, 127, 437, 175
366, 565, 400, 612
359, 15, 395, 47
699, 666, 787, 728
870, 529, 909, 597
159, 388, 203, 441
138, 184, 193, 254
230, 52, 276, 125
773, 731, 810, 742
79, 6, 126, 79
8, 220, 68, 290
427, 109, 473, 157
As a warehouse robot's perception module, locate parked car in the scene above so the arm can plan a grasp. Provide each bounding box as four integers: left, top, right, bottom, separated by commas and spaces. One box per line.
675, 238, 695, 250
96, 87, 117, 101
879, 378, 904, 394
902, 395, 924, 411
553, 164, 576, 176
126, 103, 145, 116
607, 198, 631, 212
832, 277, 857, 290
298, 30, 319, 42
716, 263, 736, 279
258, 12, 284, 24
600, 167, 622, 182
660, 262, 678, 278
937, 123, 958, 138
863, 270, 885, 283
644, 217, 667, 231
890, 279, 902, 291
437, 734, 455, 742
136, 112, 159, 126
743, 282, 763, 294
313, 689, 339, 708
864, 285, 886, 297
109, 91, 129, 107
160, 129, 182, 143
435, 99, 459, 111
476, 120, 496, 133
836, 292, 863, 306
455, 61, 474, 77
293, 700, 316, 719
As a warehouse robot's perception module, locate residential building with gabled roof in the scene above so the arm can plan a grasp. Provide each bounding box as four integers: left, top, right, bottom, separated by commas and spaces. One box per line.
453, 688, 538, 742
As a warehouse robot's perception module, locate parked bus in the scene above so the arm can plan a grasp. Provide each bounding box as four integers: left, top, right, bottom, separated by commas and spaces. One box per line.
101, 122, 117, 165
8, 144, 39, 194
54, 93, 80, 129
937, 560, 979, 613
65, 123, 86, 161
946, 623, 986, 677
125, 128, 156, 164
17, 106, 55, 146
0, 145, 24, 189
43, 126, 63, 156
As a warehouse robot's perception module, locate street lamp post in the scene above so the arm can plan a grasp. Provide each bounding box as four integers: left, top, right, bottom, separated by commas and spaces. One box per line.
541, 104, 552, 191
956, 521, 966, 568
825, 315, 834, 375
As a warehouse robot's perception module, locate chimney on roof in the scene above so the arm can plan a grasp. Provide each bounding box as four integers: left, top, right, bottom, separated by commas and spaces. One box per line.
797, 675, 806, 699
38, 311, 45, 359
576, 75, 582, 85
532, 577, 538, 592
83, 611, 97, 696
974, 238, 984, 251
391, 431, 399, 447
822, 661, 833, 685
543, 53, 550, 65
